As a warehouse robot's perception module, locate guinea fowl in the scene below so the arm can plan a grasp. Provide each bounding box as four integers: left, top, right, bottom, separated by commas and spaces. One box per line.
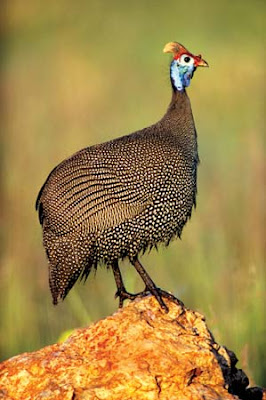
36, 42, 208, 311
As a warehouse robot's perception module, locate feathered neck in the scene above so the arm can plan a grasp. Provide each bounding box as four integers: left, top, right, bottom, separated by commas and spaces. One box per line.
165, 89, 192, 117
159, 88, 197, 156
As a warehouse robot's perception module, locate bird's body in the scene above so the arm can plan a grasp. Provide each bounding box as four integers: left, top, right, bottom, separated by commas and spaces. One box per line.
36, 42, 208, 309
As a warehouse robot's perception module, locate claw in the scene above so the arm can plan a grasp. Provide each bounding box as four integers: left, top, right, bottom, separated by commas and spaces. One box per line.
115, 287, 183, 313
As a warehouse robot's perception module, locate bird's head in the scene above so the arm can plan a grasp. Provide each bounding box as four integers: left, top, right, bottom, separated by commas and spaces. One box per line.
163, 42, 208, 92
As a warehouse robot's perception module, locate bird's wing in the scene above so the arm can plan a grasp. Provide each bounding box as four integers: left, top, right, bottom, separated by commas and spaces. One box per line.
37, 160, 152, 235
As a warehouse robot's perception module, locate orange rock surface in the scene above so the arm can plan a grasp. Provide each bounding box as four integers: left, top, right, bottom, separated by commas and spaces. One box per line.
0, 296, 264, 400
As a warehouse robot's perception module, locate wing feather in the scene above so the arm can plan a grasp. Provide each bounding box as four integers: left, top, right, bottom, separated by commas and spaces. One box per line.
37, 161, 151, 235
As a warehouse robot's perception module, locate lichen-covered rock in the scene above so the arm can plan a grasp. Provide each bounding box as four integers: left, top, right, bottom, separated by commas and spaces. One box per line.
0, 296, 264, 400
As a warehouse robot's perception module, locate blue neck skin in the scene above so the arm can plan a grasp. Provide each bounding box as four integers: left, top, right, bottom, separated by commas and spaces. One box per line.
170, 60, 196, 92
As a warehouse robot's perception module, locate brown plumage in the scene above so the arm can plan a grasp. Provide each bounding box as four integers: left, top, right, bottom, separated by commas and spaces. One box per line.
36, 42, 208, 311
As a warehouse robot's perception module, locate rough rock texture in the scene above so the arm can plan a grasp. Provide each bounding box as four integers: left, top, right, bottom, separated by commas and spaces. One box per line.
0, 296, 264, 400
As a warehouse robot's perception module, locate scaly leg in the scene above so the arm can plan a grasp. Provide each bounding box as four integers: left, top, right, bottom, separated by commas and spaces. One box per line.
131, 257, 184, 313
111, 260, 149, 308
111, 258, 184, 312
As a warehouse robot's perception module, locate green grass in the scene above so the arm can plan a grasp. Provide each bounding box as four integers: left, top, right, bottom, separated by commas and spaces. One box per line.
1, 0, 265, 387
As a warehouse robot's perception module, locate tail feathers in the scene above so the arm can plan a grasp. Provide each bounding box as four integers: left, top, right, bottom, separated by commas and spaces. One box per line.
43, 231, 93, 305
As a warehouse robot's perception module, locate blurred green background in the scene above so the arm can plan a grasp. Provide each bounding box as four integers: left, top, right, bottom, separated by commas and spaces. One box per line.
1, 0, 265, 387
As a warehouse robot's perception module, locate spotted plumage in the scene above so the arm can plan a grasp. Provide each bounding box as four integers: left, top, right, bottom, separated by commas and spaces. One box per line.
36, 42, 208, 311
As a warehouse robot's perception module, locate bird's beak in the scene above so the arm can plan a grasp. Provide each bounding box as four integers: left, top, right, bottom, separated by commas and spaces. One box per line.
194, 55, 209, 67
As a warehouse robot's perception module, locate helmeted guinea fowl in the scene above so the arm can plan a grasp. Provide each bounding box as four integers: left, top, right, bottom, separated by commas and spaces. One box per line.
36, 42, 208, 311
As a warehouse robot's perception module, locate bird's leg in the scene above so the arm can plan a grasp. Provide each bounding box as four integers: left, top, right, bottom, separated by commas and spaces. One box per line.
111, 260, 143, 308
131, 257, 168, 312
131, 257, 184, 313
111, 259, 184, 312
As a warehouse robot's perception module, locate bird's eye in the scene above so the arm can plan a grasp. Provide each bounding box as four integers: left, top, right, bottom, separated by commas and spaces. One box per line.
179, 54, 194, 66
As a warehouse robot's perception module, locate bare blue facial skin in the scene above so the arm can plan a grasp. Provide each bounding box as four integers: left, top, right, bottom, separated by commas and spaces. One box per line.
170, 59, 196, 91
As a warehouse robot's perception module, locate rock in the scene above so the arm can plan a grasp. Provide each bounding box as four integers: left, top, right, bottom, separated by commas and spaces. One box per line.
0, 296, 264, 400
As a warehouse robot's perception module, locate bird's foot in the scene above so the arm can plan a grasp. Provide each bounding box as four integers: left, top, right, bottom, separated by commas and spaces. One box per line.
141, 286, 185, 313
153, 288, 185, 310
115, 287, 184, 314
115, 289, 150, 308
